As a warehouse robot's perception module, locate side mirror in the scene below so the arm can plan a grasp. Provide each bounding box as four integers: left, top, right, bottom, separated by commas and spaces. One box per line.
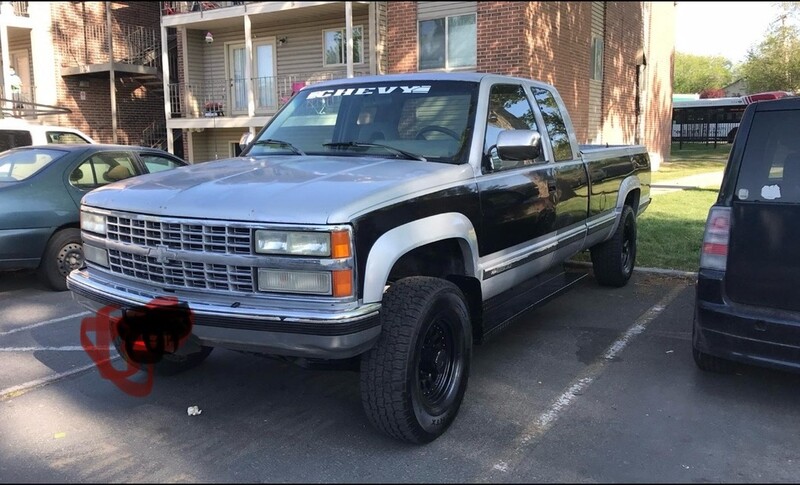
496, 130, 542, 161
239, 132, 255, 150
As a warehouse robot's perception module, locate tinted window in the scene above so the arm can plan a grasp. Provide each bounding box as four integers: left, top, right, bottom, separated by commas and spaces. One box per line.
0, 129, 33, 152
484, 84, 541, 171
140, 154, 183, 173
531, 87, 574, 161
736, 109, 800, 202
0, 148, 66, 181
46, 131, 90, 144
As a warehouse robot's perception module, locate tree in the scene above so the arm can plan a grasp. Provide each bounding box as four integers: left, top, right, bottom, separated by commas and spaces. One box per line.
673, 53, 734, 94
738, 8, 800, 93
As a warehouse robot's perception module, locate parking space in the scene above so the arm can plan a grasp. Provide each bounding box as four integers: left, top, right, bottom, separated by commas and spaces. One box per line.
1, 269, 799, 482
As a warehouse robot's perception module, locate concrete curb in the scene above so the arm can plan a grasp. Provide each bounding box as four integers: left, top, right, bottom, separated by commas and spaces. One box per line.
565, 260, 697, 279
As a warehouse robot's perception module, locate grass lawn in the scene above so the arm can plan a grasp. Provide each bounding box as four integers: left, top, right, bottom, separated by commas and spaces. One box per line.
652, 142, 730, 183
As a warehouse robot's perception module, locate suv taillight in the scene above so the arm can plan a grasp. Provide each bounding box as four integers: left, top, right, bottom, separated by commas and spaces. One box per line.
699, 206, 731, 271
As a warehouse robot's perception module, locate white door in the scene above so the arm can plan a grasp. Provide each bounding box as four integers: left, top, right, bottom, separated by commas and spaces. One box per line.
10, 50, 30, 99
228, 40, 276, 114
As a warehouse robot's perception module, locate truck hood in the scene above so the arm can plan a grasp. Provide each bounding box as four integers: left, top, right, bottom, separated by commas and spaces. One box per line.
82, 155, 475, 224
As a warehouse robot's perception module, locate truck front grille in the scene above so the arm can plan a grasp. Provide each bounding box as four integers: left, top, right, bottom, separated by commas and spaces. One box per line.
106, 215, 251, 254
108, 249, 255, 292
104, 214, 255, 293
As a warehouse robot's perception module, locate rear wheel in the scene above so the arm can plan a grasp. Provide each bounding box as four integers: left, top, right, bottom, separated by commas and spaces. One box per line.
360, 277, 472, 444
38, 228, 83, 291
590, 205, 637, 287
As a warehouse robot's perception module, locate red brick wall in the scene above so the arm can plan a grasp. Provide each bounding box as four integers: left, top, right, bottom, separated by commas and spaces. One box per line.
50, 1, 164, 146
387, 2, 417, 73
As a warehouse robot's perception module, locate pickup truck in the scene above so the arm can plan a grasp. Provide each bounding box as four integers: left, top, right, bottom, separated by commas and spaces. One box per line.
67, 73, 651, 443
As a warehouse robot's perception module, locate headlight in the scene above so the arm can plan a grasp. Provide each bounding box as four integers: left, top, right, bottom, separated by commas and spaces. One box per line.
257, 269, 332, 294
81, 212, 106, 235
83, 244, 108, 267
255, 230, 331, 256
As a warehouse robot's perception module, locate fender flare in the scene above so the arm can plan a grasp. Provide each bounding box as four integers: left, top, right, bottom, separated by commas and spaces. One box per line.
606, 175, 642, 236
361, 212, 479, 303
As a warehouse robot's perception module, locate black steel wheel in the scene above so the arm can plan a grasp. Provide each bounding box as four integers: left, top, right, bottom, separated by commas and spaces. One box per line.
590, 205, 637, 287
360, 277, 471, 444
38, 228, 83, 291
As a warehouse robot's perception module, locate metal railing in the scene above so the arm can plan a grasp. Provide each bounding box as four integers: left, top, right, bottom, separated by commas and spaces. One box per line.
56, 24, 161, 69
0, 84, 37, 118
161, 1, 251, 15
11, 1, 27, 17
168, 72, 365, 118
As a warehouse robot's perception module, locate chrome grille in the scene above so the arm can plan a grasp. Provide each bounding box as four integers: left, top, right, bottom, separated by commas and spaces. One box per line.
106, 215, 251, 254
108, 249, 255, 292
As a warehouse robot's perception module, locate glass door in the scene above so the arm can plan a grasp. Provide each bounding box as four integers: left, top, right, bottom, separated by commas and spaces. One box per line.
254, 41, 276, 111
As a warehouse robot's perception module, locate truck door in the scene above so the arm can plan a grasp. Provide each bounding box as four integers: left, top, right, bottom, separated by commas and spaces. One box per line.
477, 83, 557, 259
530, 86, 590, 260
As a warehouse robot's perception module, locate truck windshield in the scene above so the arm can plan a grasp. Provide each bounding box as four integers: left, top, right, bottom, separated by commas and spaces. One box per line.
245, 81, 479, 164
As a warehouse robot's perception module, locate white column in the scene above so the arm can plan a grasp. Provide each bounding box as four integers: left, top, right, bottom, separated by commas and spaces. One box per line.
0, 20, 10, 115
368, 1, 376, 75
345, 2, 353, 78
161, 25, 174, 153
245, 14, 255, 116
29, 1, 56, 109
107, 2, 117, 143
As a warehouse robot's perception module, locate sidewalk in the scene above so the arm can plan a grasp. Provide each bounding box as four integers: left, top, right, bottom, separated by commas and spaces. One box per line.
651, 170, 724, 195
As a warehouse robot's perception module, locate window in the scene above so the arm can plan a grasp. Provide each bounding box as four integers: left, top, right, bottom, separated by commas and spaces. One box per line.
0, 148, 65, 182
531, 87, 574, 162
323, 26, 363, 66
46, 131, 91, 144
484, 84, 541, 171
0, 130, 32, 152
590, 35, 603, 80
69, 151, 139, 190
140, 154, 183, 173
418, 14, 476, 70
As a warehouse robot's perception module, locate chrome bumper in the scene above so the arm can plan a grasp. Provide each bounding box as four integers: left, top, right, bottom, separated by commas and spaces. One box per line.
67, 269, 382, 359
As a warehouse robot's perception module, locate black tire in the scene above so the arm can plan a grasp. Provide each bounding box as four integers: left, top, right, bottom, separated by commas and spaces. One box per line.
590, 205, 637, 287
692, 346, 735, 374
360, 277, 472, 444
38, 228, 83, 291
112, 336, 214, 376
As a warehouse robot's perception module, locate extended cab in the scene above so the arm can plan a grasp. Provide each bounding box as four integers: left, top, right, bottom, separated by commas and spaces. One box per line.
67, 73, 651, 443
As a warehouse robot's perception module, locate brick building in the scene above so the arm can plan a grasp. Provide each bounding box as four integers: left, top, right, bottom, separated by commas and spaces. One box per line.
162, 1, 674, 168
0, 1, 167, 149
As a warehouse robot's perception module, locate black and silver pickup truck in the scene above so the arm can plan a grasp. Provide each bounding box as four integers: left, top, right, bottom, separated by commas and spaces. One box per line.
68, 73, 651, 443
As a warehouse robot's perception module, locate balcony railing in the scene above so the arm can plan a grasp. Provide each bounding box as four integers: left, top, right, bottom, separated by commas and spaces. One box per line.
11, 1, 27, 17
168, 71, 366, 118
161, 1, 251, 15
57, 24, 161, 69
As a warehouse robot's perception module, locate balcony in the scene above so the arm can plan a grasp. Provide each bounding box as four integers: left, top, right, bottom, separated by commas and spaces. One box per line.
161, 1, 250, 15
57, 24, 161, 77
9, 1, 27, 17
168, 71, 365, 119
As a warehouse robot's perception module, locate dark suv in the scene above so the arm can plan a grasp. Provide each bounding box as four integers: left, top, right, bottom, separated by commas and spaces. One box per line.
693, 96, 800, 373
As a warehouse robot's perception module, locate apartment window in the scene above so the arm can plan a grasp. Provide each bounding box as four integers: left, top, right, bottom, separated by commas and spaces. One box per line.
418, 13, 476, 70
323, 26, 363, 66
590, 35, 604, 80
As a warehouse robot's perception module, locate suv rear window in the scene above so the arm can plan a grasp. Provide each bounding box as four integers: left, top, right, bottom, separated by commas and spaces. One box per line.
0, 129, 32, 152
736, 109, 800, 202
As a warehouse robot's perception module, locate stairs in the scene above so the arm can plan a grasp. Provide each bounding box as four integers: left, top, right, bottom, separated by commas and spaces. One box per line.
141, 120, 167, 150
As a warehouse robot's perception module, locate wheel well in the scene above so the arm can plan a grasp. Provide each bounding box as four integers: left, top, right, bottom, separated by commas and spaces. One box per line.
387, 239, 484, 342
41, 223, 80, 256
624, 188, 640, 213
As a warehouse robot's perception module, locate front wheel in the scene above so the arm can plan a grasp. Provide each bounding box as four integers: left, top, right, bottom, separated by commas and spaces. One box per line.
590, 205, 637, 287
360, 277, 472, 444
38, 228, 84, 291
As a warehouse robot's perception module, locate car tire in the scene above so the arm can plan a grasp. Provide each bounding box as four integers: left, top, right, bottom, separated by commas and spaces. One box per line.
112, 336, 214, 376
590, 205, 637, 287
692, 346, 735, 374
360, 277, 472, 444
38, 228, 83, 291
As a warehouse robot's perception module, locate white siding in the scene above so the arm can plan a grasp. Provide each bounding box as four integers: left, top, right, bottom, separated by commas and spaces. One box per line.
192, 127, 256, 163
417, 1, 477, 20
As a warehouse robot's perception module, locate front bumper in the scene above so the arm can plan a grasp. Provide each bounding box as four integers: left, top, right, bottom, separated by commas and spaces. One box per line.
694, 270, 800, 373
67, 269, 382, 359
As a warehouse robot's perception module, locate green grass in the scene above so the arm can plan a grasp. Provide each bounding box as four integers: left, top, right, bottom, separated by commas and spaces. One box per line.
651, 143, 730, 183
636, 188, 718, 271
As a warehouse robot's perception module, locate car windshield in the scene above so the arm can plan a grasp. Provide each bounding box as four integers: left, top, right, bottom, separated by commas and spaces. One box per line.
244, 80, 479, 164
0, 148, 68, 182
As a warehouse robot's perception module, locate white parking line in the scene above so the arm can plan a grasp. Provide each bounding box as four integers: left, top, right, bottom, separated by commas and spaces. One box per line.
0, 311, 92, 338
0, 346, 108, 352
488, 283, 686, 475
0, 356, 119, 400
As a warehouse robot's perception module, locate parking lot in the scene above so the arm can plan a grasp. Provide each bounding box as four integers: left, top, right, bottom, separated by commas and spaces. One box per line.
1, 268, 799, 483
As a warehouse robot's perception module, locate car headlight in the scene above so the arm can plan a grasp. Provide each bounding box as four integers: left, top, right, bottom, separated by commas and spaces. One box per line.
83, 243, 109, 268
257, 269, 332, 295
254, 230, 334, 256
81, 212, 106, 235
